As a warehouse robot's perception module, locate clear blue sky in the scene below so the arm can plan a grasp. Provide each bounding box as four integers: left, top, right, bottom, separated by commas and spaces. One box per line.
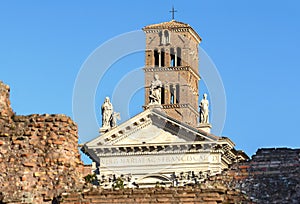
1, 1, 300, 163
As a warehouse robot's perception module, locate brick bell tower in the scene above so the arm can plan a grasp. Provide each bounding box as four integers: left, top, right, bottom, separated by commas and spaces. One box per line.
143, 20, 202, 128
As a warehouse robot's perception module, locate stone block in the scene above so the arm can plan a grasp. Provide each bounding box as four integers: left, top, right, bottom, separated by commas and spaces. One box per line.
199, 192, 221, 197
178, 197, 196, 202
202, 196, 224, 201
156, 197, 171, 202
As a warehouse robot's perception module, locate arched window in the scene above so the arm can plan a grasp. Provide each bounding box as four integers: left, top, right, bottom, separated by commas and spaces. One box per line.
170, 85, 175, 104
164, 30, 169, 44
170, 48, 175, 67
177, 47, 181, 66
159, 31, 163, 45
170, 93, 174, 104
154, 49, 159, 67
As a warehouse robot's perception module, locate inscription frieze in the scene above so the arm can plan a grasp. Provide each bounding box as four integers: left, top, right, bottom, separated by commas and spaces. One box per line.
100, 153, 219, 167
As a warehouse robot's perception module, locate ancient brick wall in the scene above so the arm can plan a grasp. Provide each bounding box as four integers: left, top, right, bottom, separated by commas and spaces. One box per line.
0, 81, 84, 203
60, 186, 251, 204
205, 148, 300, 203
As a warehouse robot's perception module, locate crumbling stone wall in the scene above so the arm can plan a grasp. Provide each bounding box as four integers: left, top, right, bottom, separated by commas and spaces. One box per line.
0, 81, 84, 203
205, 148, 300, 203
60, 186, 251, 203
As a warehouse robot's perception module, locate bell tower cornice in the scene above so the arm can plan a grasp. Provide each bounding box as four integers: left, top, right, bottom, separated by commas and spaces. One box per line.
143, 20, 202, 44
143, 65, 200, 80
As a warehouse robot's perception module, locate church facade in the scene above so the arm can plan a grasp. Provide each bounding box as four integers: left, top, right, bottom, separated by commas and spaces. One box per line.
82, 20, 248, 188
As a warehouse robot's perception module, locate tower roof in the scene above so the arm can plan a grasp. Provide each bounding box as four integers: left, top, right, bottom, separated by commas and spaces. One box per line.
143, 20, 190, 29
143, 20, 202, 43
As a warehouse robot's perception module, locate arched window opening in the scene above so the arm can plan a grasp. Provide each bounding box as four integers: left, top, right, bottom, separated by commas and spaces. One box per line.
177, 47, 181, 66
170, 93, 174, 104
159, 31, 163, 45
164, 30, 169, 44
170, 48, 175, 67
154, 49, 159, 67
170, 85, 175, 104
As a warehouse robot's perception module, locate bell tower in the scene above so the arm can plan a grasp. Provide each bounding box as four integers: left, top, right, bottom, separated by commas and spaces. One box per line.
143, 20, 202, 128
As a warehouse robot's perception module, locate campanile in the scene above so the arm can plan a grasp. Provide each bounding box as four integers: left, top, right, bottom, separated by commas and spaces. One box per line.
143, 20, 202, 127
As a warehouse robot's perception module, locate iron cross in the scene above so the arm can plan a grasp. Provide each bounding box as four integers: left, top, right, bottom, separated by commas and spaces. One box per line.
169, 6, 177, 20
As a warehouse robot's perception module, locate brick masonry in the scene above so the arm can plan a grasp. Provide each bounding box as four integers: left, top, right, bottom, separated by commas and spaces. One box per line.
143, 23, 201, 128
0, 81, 84, 203
60, 186, 250, 204
204, 148, 300, 203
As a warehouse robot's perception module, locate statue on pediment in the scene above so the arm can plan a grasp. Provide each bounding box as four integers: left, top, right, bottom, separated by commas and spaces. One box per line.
149, 74, 162, 105
101, 97, 120, 131
199, 93, 209, 124
111, 112, 121, 128
102, 97, 113, 128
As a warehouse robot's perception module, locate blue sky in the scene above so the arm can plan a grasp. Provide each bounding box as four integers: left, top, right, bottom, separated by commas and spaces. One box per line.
1, 1, 300, 163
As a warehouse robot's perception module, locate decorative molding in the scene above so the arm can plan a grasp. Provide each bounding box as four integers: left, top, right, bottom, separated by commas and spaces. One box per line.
143, 66, 200, 80
162, 103, 199, 116
95, 146, 222, 157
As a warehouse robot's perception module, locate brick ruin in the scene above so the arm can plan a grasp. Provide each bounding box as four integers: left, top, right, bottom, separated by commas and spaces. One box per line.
0, 81, 84, 203
60, 186, 250, 203
214, 148, 300, 203
0, 80, 299, 203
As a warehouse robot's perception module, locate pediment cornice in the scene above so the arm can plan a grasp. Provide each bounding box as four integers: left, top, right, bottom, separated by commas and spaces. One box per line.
85, 109, 219, 148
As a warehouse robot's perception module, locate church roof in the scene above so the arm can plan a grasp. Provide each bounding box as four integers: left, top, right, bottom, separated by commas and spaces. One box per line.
143, 20, 202, 43
143, 20, 191, 29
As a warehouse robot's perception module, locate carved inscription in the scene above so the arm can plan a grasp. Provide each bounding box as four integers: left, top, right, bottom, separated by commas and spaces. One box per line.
101, 154, 210, 166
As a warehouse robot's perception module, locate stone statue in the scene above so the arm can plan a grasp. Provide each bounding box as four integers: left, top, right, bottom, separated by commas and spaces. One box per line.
149, 74, 162, 104
101, 97, 113, 128
199, 93, 209, 124
110, 112, 121, 128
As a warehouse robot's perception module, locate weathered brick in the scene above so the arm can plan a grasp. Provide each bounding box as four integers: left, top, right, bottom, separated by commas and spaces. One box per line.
22, 162, 35, 167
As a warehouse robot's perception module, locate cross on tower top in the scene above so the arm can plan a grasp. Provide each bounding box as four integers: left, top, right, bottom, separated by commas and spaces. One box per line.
169, 6, 177, 20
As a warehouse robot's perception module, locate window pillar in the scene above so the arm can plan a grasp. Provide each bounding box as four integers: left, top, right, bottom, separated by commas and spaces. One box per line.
173, 84, 177, 104
158, 51, 161, 67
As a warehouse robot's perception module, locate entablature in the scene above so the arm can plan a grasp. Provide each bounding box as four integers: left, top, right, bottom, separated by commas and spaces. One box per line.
85, 141, 222, 157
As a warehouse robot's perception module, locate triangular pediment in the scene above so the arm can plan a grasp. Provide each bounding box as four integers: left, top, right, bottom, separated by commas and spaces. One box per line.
114, 124, 187, 145
81, 109, 248, 167
85, 109, 219, 147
